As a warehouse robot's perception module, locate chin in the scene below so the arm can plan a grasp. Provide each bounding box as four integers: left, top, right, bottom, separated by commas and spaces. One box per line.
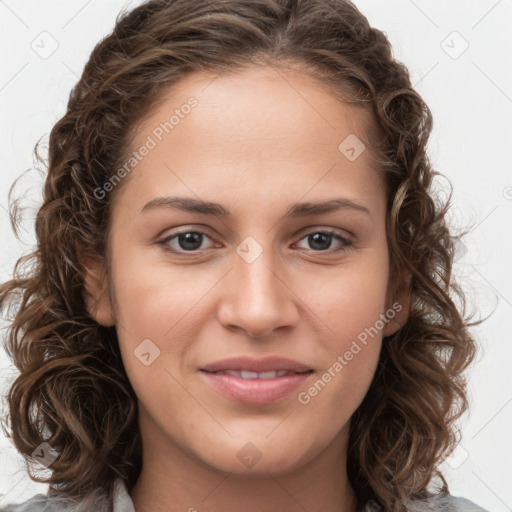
193, 434, 322, 477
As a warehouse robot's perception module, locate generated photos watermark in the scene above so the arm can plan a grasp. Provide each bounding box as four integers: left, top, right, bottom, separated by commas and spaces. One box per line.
298, 301, 403, 405
93, 96, 198, 200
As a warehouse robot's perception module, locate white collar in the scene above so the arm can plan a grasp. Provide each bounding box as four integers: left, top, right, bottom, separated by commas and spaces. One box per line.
113, 478, 136, 512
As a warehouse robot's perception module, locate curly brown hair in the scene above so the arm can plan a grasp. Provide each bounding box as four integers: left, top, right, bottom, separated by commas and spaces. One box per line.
0, 0, 483, 510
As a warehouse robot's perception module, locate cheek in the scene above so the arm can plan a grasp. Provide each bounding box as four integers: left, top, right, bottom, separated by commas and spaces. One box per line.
109, 252, 204, 417
108, 246, 230, 400
110, 242, 213, 337
296, 343, 380, 448
294, 255, 388, 404
299, 254, 390, 344
297, 277, 386, 427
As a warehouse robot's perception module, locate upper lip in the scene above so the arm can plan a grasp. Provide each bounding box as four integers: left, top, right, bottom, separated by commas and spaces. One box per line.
200, 356, 313, 373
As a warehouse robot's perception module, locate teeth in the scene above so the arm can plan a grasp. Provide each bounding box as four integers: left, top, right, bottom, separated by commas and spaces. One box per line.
222, 370, 293, 379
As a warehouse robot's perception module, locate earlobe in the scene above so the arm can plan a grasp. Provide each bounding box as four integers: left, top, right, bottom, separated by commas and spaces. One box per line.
80, 249, 116, 327
383, 272, 411, 337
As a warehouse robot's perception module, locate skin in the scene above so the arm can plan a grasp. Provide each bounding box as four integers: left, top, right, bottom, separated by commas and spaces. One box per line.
83, 65, 410, 512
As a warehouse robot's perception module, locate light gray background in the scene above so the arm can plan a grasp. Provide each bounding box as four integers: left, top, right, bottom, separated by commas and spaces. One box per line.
1, 1, 511, 510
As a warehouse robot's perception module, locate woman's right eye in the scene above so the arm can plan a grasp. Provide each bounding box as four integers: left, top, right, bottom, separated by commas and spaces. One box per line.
157, 230, 217, 253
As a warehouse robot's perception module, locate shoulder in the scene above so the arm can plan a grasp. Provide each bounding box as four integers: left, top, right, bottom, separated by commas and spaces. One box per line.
434, 494, 490, 512
0, 479, 133, 512
363, 493, 491, 512
3, 488, 490, 512
0, 494, 53, 512
0, 488, 109, 512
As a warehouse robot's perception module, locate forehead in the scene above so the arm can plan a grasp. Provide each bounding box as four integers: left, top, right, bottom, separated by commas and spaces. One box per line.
135, 64, 371, 152
117, 65, 386, 216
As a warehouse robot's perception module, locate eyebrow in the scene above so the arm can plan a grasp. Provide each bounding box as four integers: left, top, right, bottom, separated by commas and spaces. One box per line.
140, 196, 371, 218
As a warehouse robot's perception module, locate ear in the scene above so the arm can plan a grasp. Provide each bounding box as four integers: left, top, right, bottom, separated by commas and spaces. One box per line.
78, 244, 116, 327
382, 270, 411, 337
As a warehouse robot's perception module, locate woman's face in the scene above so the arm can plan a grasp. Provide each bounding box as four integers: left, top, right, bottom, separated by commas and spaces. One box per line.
85, 65, 408, 476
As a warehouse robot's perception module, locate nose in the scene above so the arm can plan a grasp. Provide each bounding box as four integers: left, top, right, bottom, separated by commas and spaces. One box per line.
217, 246, 300, 338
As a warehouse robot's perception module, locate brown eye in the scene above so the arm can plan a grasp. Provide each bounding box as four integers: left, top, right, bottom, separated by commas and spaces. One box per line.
158, 230, 216, 253
295, 230, 352, 252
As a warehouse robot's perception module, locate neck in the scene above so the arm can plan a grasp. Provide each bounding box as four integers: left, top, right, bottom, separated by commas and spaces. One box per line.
130, 412, 359, 512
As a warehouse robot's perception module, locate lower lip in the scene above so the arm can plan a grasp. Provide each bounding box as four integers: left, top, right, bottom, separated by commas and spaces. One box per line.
200, 371, 313, 404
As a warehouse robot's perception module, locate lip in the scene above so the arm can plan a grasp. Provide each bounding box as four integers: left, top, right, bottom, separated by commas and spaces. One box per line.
199, 356, 313, 404
200, 371, 313, 404
200, 356, 312, 373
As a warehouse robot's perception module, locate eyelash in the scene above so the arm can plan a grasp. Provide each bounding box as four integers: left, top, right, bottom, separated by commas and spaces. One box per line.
156, 228, 353, 255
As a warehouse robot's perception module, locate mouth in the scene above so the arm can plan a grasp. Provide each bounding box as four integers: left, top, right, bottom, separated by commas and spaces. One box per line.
200, 356, 313, 374
201, 369, 313, 379
199, 357, 314, 404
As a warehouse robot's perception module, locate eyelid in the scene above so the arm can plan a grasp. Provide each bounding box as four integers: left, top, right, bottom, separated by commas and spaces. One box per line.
295, 225, 352, 241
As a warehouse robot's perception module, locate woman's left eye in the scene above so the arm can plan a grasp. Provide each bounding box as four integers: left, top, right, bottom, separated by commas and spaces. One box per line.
157, 229, 352, 254
294, 230, 353, 252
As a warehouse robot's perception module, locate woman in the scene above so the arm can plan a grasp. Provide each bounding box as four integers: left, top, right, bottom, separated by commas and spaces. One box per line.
0, 0, 489, 511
